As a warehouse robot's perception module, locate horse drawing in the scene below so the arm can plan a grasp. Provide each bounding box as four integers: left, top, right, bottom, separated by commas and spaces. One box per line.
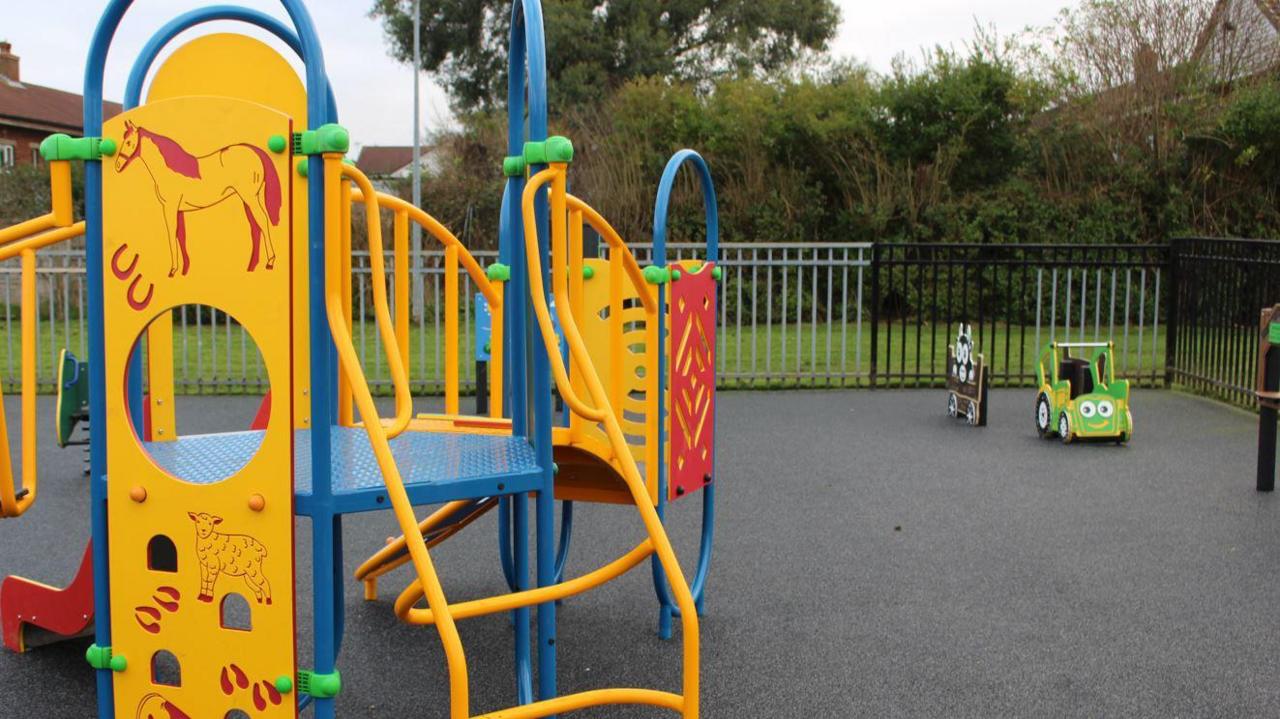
114, 119, 282, 277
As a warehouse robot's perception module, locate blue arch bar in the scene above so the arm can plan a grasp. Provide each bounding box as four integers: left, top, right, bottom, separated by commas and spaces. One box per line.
649, 149, 720, 639
121, 5, 338, 116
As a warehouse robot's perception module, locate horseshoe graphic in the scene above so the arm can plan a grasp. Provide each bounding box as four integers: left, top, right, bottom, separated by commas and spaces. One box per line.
127, 275, 155, 311
110, 244, 139, 280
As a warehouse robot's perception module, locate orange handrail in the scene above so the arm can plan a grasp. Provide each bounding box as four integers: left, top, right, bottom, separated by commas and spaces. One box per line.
349, 189, 505, 418
339, 165, 412, 439
522, 163, 700, 717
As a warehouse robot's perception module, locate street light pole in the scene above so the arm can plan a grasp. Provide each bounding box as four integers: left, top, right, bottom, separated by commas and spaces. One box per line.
411, 0, 424, 322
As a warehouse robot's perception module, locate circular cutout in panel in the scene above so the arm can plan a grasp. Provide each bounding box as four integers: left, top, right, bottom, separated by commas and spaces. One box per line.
130, 304, 270, 484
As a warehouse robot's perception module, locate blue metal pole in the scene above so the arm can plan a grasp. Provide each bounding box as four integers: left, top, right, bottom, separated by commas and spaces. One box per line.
649, 150, 719, 638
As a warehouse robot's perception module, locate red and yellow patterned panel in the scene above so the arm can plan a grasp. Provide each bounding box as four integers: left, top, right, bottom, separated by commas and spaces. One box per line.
668, 263, 717, 500
102, 95, 297, 718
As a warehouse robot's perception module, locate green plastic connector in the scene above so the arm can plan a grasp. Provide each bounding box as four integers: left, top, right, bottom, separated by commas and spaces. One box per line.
486, 263, 511, 282
86, 644, 126, 672
296, 159, 309, 178
711, 266, 723, 281
582, 265, 596, 280
298, 669, 342, 699
1271, 322, 1280, 345
671, 268, 683, 282
503, 155, 526, 177
267, 134, 288, 154
552, 462, 559, 475
483, 342, 492, 355
293, 124, 350, 155
523, 136, 574, 166
275, 675, 294, 694
642, 265, 670, 285
40, 134, 116, 161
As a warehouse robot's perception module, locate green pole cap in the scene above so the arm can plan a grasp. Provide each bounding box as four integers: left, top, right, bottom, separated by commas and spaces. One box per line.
486, 263, 511, 282
503, 156, 526, 177
275, 676, 294, 694
582, 265, 596, 280
86, 644, 126, 672
297, 124, 350, 155
299, 669, 342, 699
642, 265, 669, 285
267, 134, 288, 154
40, 134, 115, 161
523, 136, 574, 166
545, 135, 574, 163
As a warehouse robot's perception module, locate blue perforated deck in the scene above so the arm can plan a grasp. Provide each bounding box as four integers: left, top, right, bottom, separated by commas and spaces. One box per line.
141, 427, 543, 514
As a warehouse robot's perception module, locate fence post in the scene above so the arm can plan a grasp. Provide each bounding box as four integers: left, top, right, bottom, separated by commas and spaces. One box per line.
1258, 346, 1279, 492
1164, 240, 1179, 387
869, 243, 880, 388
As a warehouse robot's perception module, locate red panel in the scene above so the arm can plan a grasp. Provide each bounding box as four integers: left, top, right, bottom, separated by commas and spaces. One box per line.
669, 263, 716, 501
250, 390, 272, 431
1, 541, 95, 652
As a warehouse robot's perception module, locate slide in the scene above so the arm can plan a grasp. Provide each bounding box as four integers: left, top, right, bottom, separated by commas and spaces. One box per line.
355, 498, 498, 599
2, 542, 95, 652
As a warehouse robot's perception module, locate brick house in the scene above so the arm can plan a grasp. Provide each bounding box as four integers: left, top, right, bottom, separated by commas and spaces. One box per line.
0, 42, 121, 168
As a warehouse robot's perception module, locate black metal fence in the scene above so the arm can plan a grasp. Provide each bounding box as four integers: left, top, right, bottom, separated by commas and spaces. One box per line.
869, 244, 1170, 389
2, 239, 1278, 407
1167, 238, 1280, 406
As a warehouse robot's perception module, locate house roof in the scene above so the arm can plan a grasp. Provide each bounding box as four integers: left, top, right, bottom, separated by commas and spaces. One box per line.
356, 146, 416, 176
0, 77, 122, 134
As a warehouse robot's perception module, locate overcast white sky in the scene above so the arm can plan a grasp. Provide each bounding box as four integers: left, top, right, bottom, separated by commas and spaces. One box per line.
2, 0, 1068, 149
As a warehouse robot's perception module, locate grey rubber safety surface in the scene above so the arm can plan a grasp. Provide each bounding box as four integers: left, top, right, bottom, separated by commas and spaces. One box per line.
0, 389, 1275, 717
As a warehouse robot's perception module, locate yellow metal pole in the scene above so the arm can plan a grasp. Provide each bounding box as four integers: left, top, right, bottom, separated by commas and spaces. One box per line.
146, 311, 177, 442
49, 161, 73, 227
489, 280, 504, 419
394, 209, 411, 374
18, 250, 37, 516
444, 243, 459, 415
338, 177, 354, 427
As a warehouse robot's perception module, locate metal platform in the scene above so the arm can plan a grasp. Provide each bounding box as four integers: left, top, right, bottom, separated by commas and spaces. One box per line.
141, 426, 544, 514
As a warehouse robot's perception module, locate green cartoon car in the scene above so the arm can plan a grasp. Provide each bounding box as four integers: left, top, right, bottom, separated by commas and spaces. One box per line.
1034, 341, 1132, 444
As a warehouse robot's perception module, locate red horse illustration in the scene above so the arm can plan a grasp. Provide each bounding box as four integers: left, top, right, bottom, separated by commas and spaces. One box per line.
114, 119, 282, 277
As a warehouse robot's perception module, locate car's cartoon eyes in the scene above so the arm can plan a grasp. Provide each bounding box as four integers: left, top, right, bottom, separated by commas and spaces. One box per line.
1097, 400, 1114, 418
1079, 401, 1098, 418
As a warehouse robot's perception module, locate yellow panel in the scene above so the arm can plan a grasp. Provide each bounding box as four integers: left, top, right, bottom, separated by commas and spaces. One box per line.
149, 34, 312, 430
102, 96, 296, 718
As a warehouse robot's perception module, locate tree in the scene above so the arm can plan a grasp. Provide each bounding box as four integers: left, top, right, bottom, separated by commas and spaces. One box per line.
370, 0, 841, 110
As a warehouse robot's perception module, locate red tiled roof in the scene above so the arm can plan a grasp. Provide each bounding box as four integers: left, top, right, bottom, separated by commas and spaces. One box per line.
356, 146, 415, 176
0, 77, 122, 133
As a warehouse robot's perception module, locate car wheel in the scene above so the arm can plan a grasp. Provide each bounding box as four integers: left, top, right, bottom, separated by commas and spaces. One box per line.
1035, 393, 1052, 437
947, 393, 958, 418
965, 402, 977, 426
1058, 411, 1073, 444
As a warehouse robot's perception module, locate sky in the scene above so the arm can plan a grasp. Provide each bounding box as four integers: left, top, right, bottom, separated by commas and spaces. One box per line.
2, 0, 1069, 150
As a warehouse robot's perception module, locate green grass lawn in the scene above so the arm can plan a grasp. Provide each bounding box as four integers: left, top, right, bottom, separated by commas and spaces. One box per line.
0, 318, 1171, 395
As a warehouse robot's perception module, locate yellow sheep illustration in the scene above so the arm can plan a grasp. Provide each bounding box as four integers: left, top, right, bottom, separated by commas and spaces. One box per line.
187, 512, 272, 605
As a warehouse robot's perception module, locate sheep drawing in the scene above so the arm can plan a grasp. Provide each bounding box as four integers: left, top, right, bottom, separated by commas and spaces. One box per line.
187, 512, 272, 605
